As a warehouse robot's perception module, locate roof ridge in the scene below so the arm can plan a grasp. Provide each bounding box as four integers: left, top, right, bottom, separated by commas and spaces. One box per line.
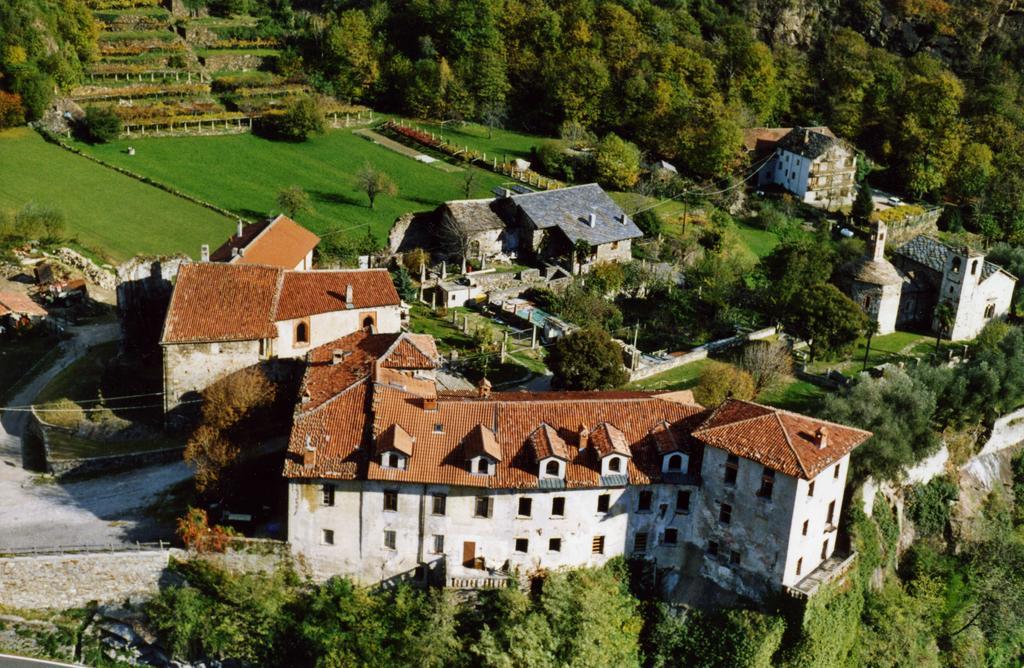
692, 401, 773, 434
748, 399, 873, 436
775, 411, 810, 479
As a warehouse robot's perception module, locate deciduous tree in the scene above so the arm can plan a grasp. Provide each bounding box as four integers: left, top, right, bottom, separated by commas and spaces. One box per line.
356, 163, 397, 209
547, 327, 628, 390
781, 283, 868, 362
276, 185, 312, 219
694, 360, 756, 406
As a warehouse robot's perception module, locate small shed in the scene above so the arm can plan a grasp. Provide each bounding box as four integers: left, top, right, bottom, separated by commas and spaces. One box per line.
0, 291, 48, 330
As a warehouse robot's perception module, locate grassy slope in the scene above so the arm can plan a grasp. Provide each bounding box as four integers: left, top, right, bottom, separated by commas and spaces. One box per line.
0, 128, 234, 262
75, 128, 509, 246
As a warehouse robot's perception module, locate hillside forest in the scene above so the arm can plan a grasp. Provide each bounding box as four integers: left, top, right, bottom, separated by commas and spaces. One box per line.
4, 0, 1024, 243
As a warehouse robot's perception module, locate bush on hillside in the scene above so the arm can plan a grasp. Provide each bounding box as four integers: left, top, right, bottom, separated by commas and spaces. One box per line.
81, 106, 122, 143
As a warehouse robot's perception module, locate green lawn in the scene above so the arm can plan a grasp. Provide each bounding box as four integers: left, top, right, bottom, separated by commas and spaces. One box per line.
628, 358, 713, 391
400, 119, 545, 162
36, 342, 120, 404
757, 378, 827, 414
805, 330, 932, 376
735, 221, 781, 258
74, 128, 507, 248
0, 127, 235, 262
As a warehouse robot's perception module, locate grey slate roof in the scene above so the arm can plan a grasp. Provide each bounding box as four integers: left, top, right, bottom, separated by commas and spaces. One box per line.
443, 199, 507, 233
895, 235, 1011, 283
776, 127, 843, 160
511, 183, 643, 246
848, 259, 903, 286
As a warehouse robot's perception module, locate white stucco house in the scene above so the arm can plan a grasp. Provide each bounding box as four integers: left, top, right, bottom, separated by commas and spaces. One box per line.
283, 331, 872, 600
747, 127, 857, 209
159, 262, 401, 415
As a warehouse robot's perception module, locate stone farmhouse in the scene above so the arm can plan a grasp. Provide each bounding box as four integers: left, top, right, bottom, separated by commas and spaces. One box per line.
399, 183, 642, 273
283, 330, 872, 600
745, 127, 857, 209
843, 222, 1017, 340
159, 262, 400, 415
206, 214, 320, 271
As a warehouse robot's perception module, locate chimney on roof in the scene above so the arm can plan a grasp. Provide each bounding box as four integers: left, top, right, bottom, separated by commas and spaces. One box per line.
345, 284, 354, 309
579, 425, 589, 452
332, 349, 346, 365
502, 188, 512, 198
231, 247, 239, 258
815, 426, 829, 450
619, 214, 628, 225
477, 377, 492, 399
303, 435, 316, 468
803, 129, 810, 144
423, 396, 437, 411
237, 219, 244, 238
588, 213, 597, 227
200, 244, 210, 262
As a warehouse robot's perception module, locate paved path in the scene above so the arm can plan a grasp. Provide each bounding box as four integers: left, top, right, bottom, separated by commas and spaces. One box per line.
0, 654, 84, 667
0, 324, 191, 550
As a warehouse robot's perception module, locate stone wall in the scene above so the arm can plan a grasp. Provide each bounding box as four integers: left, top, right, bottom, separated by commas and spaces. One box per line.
883, 207, 941, 245
0, 549, 185, 610
198, 53, 274, 72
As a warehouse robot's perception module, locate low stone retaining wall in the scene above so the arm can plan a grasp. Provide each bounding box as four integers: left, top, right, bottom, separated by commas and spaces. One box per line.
29, 408, 185, 480
199, 53, 274, 72
0, 548, 185, 610
0, 541, 292, 610
628, 326, 777, 382
881, 207, 941, 245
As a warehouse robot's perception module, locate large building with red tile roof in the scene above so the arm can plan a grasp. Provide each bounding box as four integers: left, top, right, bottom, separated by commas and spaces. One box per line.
209, 215, 320, 271
159, 262, 401, 416
283, 331, 871, 599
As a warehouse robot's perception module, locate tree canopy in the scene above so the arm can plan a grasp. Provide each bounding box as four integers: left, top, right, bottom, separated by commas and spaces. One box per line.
547, 327, 628, 390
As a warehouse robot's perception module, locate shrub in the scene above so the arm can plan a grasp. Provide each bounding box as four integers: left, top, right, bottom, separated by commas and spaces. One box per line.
634, 209, 662, 237
38, 398, 84, 429
0, 91, 25, 129
906, 475, 959, 536
176, 506, 236, 553
693, 360, 756, 406
82, 105, 123, 143
270, 95, 324, 141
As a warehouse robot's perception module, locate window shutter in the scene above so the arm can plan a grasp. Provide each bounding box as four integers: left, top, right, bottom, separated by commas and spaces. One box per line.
487, 497, 494, 519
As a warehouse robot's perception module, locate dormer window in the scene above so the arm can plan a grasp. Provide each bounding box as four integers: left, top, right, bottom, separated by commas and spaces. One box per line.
664, 453, 684, 473
545, 460, 560, 476
608, 457, 622, 473
463, 425, 501, 476
380, 452, 407, 470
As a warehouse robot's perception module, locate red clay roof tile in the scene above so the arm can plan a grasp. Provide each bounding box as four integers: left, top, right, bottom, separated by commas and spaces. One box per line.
275, 269, 399, 321
211, 215, 320, 269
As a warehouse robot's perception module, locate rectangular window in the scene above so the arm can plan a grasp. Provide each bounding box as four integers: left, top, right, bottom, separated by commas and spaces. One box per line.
592, 535, 605, 554
549, 538, 562, 552
383, 490, 398, 512
384, 530, 396, 550
676, 490, 691, 513
432, 494, 447, 516
826, 500, 836, 525
707, 540, 719, 556
796, 558, 803, 576
834, 464, 841, 479
634, 532, 649, 553
719, 503, 732, 524
321, 484, 335, 507
802, 520, 809, 536
808, 480, 815, 497
724, 454, 739, 485
518, 497, 532, 517
821, 539, 829, 560
321, 529, 334, 545
637, 490, 653, 512
757, 468, 775, 499
432, 534, 444, 554
552, 496, 565, 517
730, 551, 741, 566
475, 496, 492, 518
515, 538, 529, 553
664, 528, 678, 545
597, 493, 610, 513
